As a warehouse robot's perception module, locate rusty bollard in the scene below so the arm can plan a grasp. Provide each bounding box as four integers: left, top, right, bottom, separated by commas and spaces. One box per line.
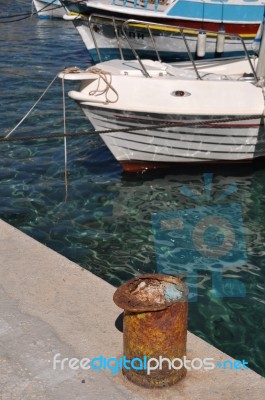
113, 274, 188, 388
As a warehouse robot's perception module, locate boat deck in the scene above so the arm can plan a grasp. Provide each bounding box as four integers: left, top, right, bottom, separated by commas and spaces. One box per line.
60, 58, 257, 82
69, 0, 169, 14
109, 0, 169, 12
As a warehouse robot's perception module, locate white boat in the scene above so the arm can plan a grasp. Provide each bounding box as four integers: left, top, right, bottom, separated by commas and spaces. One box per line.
59, 21, 265, 172
60, 0, 265, 62
72, 14, 258, 63
32, 0, 67, 19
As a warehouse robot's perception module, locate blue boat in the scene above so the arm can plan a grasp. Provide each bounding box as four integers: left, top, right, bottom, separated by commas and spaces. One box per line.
60, 0, 265, 62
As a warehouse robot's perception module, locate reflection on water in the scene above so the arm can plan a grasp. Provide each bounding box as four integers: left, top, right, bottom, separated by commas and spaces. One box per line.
0, 0, 265, 378
152, 173, 248, 301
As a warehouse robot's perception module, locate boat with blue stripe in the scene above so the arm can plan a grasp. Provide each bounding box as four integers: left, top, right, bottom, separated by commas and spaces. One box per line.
60, 0, 265, 62
61, 0, 265, 32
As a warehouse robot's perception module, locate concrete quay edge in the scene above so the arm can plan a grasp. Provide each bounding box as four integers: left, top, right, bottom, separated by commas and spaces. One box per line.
0, 218, 264, 400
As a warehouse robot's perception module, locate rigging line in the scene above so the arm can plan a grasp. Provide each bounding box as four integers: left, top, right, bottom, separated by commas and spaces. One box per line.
0, 13, 37, 23
0, 0, 59, 23
4, 74, 58, 139
62, 74, 68, 201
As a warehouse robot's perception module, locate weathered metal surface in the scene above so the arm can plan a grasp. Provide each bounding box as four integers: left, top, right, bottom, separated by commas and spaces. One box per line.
113, 274, 188, 388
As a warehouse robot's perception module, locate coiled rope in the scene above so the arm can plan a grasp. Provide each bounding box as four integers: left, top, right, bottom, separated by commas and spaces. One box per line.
61, 66, 119, 104
88, 68, 119, 104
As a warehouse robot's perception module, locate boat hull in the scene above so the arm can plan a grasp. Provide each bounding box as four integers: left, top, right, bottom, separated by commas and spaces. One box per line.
61, 58, 265, 172
61, 0, 263, 62
62, 0, 264, 31
80, 106, 265, 171
75, 17, 257, 63
33, 0, 65, 19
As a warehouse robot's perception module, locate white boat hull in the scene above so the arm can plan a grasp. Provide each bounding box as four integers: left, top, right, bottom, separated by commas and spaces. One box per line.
33, 0, 66, 19
60, 59, 265, 171
74, 18, 255, 63
84, 107, 264, 165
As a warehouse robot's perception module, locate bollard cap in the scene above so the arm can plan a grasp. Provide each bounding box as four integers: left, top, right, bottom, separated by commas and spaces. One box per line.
113, 274, 188, 312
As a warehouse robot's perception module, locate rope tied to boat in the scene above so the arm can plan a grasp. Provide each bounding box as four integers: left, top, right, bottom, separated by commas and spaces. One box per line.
60, 66, 119, 104
4, 74, 58, 139
87, 68, 119, 104
1, 114, 263, 143
62, 66, 83, 75
61, 69, 70, 201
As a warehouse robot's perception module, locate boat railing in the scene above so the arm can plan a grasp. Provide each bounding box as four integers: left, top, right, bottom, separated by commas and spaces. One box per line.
123, 19, 202, 78
88, 14, 127, 61
123, 19, 258, 80
87, 13, 258, 81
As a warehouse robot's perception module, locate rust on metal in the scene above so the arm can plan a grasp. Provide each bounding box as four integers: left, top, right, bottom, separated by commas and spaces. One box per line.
113, 274, 188, 388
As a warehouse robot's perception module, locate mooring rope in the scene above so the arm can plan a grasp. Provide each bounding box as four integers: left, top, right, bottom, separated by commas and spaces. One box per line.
0, 114, 263, 144
61, 71, 68, 201
0, 0, 59, 23
1, 64, 263, 144
4, 74, 58, 139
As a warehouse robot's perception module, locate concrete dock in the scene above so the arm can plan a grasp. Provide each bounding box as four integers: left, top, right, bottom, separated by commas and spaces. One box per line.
0, 218, 264, 399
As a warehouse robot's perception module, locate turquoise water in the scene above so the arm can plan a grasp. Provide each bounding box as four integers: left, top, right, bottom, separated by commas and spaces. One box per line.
1, 0, 265, 377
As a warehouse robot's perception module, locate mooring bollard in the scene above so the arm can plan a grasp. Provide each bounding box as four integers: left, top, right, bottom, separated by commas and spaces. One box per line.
113, 274, 188, 388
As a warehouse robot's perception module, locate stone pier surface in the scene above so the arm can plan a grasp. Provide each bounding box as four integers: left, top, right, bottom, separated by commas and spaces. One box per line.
0, 219, 264, 400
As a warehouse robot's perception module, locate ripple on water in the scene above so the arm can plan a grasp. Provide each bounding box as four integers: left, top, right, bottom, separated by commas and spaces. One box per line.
0, 1, 265, 377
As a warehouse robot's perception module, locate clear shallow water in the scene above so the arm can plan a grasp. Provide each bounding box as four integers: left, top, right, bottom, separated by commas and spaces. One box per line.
1, 0, 265, 377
